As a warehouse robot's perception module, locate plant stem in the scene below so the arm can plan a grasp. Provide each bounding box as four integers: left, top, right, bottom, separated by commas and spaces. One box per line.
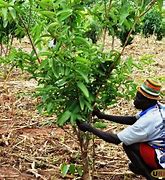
5, 36, 10, 56
75, 127, 91, 180
82, 135, 90, 180
18, 15, 41, 64
4, 64, 15, 82
139, 0, 157, 18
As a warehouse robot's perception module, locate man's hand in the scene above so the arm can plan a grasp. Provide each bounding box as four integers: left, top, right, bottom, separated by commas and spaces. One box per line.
77, 120, 121, 145
76, 121, 91, 132
92, 107, 101, 117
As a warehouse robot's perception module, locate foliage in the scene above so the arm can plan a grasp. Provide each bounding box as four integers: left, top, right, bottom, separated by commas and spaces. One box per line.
0, 0, 39, 77
60, 163, 83, 177
107, 0, 139, 46
0, 0, 29, 46
141, 7, 165, 40
97, 56, 138, 108
36, 48, 120, 126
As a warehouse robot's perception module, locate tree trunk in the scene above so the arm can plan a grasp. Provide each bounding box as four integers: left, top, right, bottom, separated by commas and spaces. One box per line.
76, 129, 91, 180
81, 144, 91, 180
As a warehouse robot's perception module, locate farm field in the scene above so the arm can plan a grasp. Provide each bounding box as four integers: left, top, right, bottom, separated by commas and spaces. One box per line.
0, 36, 164, 180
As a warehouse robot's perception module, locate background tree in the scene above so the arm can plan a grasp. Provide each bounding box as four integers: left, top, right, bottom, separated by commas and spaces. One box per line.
142, 7, 165, 40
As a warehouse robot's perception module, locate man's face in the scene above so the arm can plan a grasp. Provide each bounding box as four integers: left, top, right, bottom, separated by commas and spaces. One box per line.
133, 91, 156, 110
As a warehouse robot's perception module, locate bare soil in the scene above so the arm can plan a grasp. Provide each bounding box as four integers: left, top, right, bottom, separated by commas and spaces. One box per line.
0, 36, 164, 180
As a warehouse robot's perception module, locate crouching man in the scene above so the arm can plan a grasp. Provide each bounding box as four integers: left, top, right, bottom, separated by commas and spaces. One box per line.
77, 79, 165, 180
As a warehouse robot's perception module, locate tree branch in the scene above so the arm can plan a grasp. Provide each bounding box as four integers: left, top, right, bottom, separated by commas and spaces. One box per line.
120, 0, 157, 55
18, 15, 41, 64
93, 0, 157, 108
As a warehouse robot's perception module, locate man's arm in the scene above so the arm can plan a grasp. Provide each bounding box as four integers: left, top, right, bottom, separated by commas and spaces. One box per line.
77, 121, 121, 145
93, 109, 137, 125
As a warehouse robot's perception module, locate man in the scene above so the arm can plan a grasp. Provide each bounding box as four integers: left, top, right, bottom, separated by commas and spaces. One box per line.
77, 79, 165, 180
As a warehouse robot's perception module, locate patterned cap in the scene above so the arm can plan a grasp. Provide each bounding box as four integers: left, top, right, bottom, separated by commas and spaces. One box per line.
138, 79, 162, 100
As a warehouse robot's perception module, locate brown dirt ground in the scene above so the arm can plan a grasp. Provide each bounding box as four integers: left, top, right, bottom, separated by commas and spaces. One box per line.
0, 36, 164, 180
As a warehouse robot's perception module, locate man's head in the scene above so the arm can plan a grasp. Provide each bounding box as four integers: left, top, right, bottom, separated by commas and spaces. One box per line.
134, 79, 161, 110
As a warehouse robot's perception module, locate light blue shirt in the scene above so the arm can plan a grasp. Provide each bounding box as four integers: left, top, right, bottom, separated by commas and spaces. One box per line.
117, 104, 164, 145
117, 103, 165, 167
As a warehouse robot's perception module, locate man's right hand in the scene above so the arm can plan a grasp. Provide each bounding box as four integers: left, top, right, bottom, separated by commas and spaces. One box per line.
76, 121, 91, 132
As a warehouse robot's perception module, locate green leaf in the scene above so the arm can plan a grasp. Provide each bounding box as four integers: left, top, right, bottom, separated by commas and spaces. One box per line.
57, 9, 72, 21
59, 65, 65, 75
77, 82, 89, 98
3, 19, 8, 28
64, 67, 70, 76
56, 79, 67, 87
79, 96, 85, 110
84, 100, 92, 111
70, 113, 77, 125
2, 8, 8, 27
69, 164, 76, 175
75, 56, 91, 64
48, 58, 53, 68
48, 58, 59, 78
38, 0, 54, 9
57, 110, 71, 126
39, 11, 55, 20
47, 22, 58, 33
9, 7, 16, 20
39, 51, 51, 57
74, 36, 90, 48
46, 102, 53, 113
72, 105, 80, 114
69, 103, 80, 121
94, 122, 107, 129
119, 5, 130, 25
77, 166, 83, 176
60, 163, 70, 177
76, 69, 89, 83
70, 113, 82, 125
123, 19, 131, 30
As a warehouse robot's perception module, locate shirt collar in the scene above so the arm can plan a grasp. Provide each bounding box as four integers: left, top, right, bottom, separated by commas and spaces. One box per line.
139, 104, 158, 117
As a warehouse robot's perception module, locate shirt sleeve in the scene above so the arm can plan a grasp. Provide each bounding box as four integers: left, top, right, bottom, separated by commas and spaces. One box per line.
117, 123, 148, 145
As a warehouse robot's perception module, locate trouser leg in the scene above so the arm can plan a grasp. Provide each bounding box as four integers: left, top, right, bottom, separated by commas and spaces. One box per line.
123, 143, 158, 180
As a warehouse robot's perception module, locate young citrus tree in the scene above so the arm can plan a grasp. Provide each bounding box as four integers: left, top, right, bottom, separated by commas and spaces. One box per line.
0, 0, 163, 179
